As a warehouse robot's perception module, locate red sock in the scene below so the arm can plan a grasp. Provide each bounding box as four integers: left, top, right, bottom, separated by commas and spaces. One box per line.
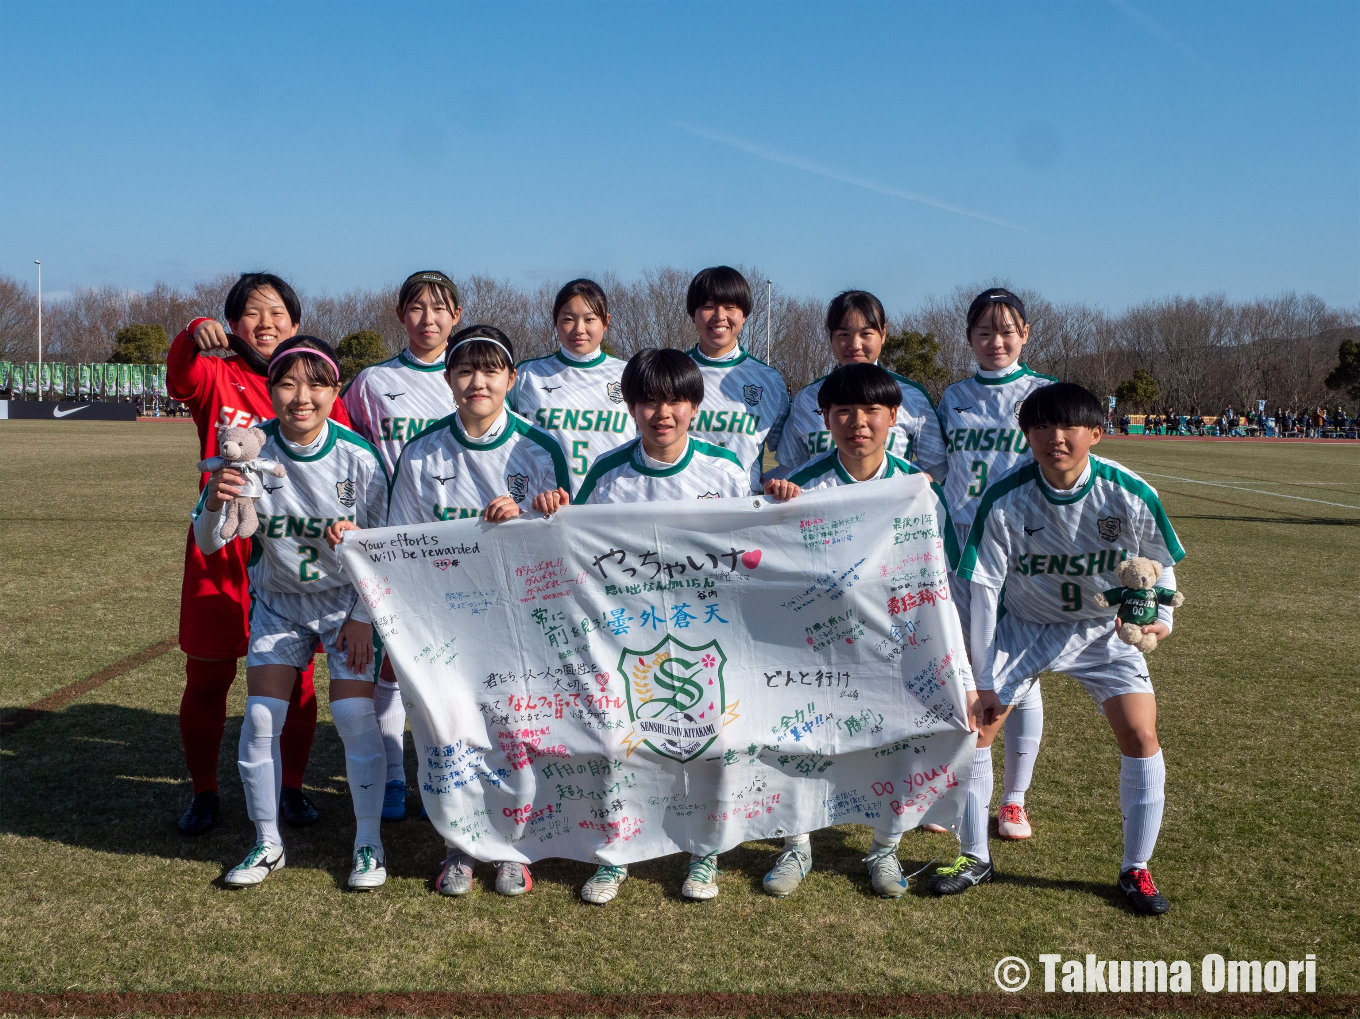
180, 658, 238, 794
279, 660, 318, 789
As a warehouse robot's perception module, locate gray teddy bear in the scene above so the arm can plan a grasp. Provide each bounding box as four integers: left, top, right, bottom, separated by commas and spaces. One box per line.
196, 425, 286, 540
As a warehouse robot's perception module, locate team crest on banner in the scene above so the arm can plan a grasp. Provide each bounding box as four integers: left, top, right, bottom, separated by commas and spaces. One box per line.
742, 384, 763, 407
336, 478, 357, 508
606, 381, 624, 404
620, 636, 729, 762
1097, 516, 1122, 543
506, 473, 529, 502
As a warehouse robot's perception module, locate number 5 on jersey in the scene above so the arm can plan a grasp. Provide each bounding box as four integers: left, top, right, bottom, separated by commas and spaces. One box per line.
571, 439, 589, 476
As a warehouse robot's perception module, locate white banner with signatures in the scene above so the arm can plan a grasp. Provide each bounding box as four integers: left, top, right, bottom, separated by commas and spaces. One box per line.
339, 475, 976, 864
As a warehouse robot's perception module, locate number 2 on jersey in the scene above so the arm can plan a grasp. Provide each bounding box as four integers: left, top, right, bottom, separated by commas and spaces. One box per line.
297, 544, 321, 583
967, 459, 988, 497
571, 439, 589, 476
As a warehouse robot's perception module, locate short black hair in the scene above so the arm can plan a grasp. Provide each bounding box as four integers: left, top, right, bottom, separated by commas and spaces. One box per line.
224, 272, 301, 326
621, 348, 704, 407
1018, 382, 1104, 432
817, 363, 901, 412
686, 266, 752, 317
825, 290, 887, 337
552, 278, 609, 322
267, 335, 339, 389
966, 287, 1026, 334
445, 324, 514, 373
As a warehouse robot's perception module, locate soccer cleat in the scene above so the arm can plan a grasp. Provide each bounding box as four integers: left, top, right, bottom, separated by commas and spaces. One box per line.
224, 842, 285, 887
279, 787, 318, 827
681, 853, 722, 901
927, 854, 994, 896
177, 791, 220, 835
382, 780, 407, 822
762, 848, 812, 897
580, 864, 629, 905
921, 822, 950, 834
495, 861, 533, 896
348, 846, 387, 889
436, 852, 475, 896
863, 845, 908, 898
1118, 868, 1170, 915
997, 803, 1032, 840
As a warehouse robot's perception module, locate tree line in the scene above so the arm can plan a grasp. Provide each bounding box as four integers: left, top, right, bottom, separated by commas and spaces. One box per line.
0, 269, 1355, 411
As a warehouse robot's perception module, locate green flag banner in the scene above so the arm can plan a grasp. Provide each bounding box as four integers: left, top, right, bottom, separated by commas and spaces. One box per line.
78, 363, 92, 396
52, 363, 66, 396
118, 363, 132, 398
131, 364, 144, 396
0, 361, 10, 390
25, 363, 39, 394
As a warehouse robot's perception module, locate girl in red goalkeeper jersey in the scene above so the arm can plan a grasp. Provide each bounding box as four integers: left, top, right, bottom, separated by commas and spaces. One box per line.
169, 272, 351, 834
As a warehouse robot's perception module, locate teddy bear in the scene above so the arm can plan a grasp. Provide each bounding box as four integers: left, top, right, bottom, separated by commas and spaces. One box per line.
1092, 555, 1185, 653
196, 425, 286, 540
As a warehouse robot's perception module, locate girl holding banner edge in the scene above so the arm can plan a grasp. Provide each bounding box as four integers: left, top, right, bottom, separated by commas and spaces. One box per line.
335, 324, 571, 898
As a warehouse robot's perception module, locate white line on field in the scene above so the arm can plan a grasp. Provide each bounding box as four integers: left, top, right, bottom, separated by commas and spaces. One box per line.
1140, 472, 1360, 510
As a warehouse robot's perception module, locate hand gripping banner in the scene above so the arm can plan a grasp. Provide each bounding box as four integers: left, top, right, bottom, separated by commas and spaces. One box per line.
339, 475, 975, 865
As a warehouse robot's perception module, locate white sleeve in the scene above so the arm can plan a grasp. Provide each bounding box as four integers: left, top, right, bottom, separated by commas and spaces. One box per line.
192, 500, 229, 556
969, 581, 1000, 691
1155, 563, 1177, 632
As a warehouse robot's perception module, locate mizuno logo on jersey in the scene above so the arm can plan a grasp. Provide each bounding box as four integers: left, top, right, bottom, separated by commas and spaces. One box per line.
690, 409, 760, 436
255, 513, 356, 539
1024, 525, 1045, 536
945, 427, 1028, 454
1012, 549, 1127, 577
380, 416, 440, 441
432, 474, 457, 484
533, 407, 630, 434
383, 392, 406, 400
541, 385, 563, 393
953, 405, 974, 414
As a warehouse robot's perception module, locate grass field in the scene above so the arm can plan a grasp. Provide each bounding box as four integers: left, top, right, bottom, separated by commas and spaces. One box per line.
1, 421, 1358, 999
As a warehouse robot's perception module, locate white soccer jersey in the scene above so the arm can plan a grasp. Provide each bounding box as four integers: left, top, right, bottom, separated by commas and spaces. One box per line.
573, 437, 751, 505
789, 451, 960, 569
507, 348, 636, 494
685, 346, 790, 490
777, 369, 947, 479
936, 364, 1058, 539
341, 348, 455, 477
957, 454, 1186, 625
388, 408, 572, 525
193, 419, 388, 610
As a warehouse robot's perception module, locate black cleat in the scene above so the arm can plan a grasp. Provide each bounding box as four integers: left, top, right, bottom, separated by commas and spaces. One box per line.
927, 853, 994, 896
177, 790, 220, 835
280, 787, 319, 827
1118, 868, 1170, 915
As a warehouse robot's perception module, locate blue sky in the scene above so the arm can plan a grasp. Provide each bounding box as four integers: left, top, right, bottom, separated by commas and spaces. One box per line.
2, 1, 1356, 312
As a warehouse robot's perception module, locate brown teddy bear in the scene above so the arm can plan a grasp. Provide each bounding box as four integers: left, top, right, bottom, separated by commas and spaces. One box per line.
1092, 555, 1185, 653
196, 425, 286, 540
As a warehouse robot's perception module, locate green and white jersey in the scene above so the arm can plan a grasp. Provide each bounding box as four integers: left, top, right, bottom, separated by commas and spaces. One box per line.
936, 364, 1058, 538
192, 419, 388, 609
789, 450, 960, 569
957, 454, 1186, 625
341, 348, 454, 478
507, 347, 635, 494
777, 369, 947, 479
388, 408, 572, 525
573, 437, 752, 505
685, 346, 790, 491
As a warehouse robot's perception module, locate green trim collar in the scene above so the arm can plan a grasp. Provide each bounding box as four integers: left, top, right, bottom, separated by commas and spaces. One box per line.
971, 364, 1058, 387
554, 348, 608, 369
399, 348, 447, 373
688, 345, 749, 368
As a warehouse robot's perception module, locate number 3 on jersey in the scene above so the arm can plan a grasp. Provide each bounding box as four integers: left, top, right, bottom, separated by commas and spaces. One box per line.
967, 459, 988, 497
297, 544, 321, 582
571, 439, 589, 476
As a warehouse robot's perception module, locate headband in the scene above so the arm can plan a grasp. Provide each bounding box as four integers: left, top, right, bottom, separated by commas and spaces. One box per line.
268, 345, 341, 382
403, 271, 461, 304
445, 335, 513, 366
967, 289, 1026, 327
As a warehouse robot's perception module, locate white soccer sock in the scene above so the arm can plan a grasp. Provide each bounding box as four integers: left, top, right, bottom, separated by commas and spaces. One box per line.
238, 696, 289, 847
1002, 683, 1043, 806
1120, 750, 1166, 872
372, 677, 407, 784
783, 833, 811, 851
959, 745, 994, 862
331, 697, 386, 855
870, 831, 902, 851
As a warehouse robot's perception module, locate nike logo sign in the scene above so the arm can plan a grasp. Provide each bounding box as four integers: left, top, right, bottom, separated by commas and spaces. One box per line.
541, 385, 562, 393
384, 392, 405, 400
432, 475, 457, 484
52, 405, 90, 418
1024, 526, 1044, 536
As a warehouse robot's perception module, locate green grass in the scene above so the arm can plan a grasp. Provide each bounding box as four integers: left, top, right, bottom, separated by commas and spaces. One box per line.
1, 423, 1357, 994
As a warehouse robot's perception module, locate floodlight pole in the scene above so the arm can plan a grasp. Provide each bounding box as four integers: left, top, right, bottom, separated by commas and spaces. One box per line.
765, 279, 773, 362
34, 260, 42, 402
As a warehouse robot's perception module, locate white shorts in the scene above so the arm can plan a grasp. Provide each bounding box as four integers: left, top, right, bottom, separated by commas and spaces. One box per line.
247, 587, 374, 683
989, 611, 1152, 713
